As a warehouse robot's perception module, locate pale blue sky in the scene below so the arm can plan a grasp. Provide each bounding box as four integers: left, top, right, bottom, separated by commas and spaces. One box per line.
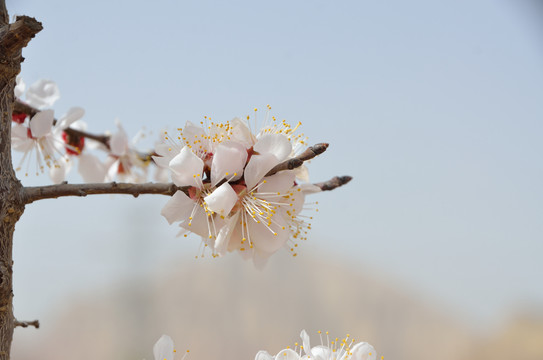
8, 0, 543, 331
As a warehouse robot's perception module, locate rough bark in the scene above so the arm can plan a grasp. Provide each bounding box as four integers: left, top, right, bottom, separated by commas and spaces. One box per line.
0, 9, 42, 359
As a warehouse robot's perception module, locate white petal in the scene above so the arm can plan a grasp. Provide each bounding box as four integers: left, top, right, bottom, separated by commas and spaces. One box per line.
14, 76, 25, 98
153, 335, 174, 360
26, 79, 60, 109
11, 125, 33, 152
230, 117, 255, 147
247, 214, 288, 253
182, 120, 210, 152
155, 143, 171, 156
254, 133, 292, 161
244, 153, 279, 190
69, 119, 88, 132
298, 183, 322, 194
169, 146, 204, 187
49, 157, 72, 184
273, 348, 301, 360
154, 168, 170, 183
255, 350, 275, 360
258, 171, 295, 194
179, 206, 210, 238
57, 107, 85, 129
109, 123, 128, 156
161, 191, 195, 225
349, 342, 377, 360
78, 153, 106, 183
210, 141, 247, 186
227, 221, 244, 252
104, 157, 120, 182
309, 346, 330, 360
154, 143, 179, 167
204, 183, 238, 216
300, 330, 316, 359
29, 110, 54, 138
214, 212, 240, 256
294, 165, 309, 182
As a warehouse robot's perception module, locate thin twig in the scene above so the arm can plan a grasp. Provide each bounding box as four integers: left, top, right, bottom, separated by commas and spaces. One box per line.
13, 99, 110, 147
23, 182, 189, 204
14, 320, 39, 329
265, 143, 329, 177
314, 176, 352, 191
23, 175, 352, 204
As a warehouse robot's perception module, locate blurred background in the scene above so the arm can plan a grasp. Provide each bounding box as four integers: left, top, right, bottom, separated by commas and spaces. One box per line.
6, 0, 543, 359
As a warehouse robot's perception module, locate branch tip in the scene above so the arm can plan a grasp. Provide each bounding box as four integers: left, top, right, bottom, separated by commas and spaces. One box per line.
315, 175, 353, 191
266, 142, 329, 177
15, 320, 40, 329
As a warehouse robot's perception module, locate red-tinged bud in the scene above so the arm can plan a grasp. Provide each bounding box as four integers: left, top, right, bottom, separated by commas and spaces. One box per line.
12, 113, 27, 124
62, 131, 85, 155
26, 127, 35, 139
118, 161, 126, 174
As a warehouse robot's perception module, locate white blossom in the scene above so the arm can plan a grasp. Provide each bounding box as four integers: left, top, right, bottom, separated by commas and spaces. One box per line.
104, 120, 150, 183
256, 330, 378, 360
158, 108, 319, 266
152, 335, 188, 360
12, 107, 84, 179
25, 79, 60, 109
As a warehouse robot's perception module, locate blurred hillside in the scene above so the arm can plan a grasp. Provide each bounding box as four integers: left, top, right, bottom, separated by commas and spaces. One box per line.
12, 252, 479, 360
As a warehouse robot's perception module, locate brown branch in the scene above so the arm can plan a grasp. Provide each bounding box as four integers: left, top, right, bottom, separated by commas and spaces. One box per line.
24, 182, 189, 204
14, 320, 39, 329
13, 99, 110, 147
0, 1, 7, 27
266, 143, 329, 177
314, 175, 352, 191
0, 16, 42, 58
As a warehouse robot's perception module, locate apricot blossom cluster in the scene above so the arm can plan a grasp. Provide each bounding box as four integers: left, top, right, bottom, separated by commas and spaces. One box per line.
156, 109, 320, 267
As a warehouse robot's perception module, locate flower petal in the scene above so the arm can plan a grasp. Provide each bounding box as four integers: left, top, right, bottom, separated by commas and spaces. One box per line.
210, 141, 247, 186
183, 120, 210, 152
204, 183, 238, 216
153, 335, 174, 360
161, 190, 196, 225
349, 342, 377, 360
14, 76, 25, 98
255, 351, 275, 360
230, 117, 255, 148
29, 110, 54, 138
179, 206, 210, 239
273, 349, 301, 360
254, 133, 292, 161
169, 146, 204, 187
11, 125, 33, 152
109, 122, 128, 156
49, 156, 72, 184
78, 153, 106, 183
294, 165, 309, 182
214, 212, 240, 256
57, 107, 85, 129
258, 171, 296, 194
247, 214, 288, 253
26, 79, 60, 109
244, 153, 279, 190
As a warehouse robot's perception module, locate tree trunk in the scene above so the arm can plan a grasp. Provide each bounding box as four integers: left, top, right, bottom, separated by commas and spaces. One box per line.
0, 5, 42, 357
0, 52, 24, 360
